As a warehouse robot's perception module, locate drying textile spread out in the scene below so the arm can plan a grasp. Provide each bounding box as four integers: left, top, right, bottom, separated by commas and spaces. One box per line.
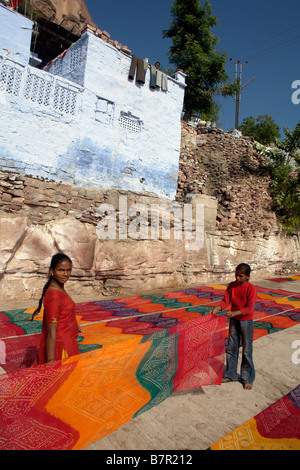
0, 282, 300, 450
265, 275, 300, 283
210, 384, 300, 450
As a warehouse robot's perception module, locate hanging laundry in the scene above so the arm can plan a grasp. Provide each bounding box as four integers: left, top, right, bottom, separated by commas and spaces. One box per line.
161, 73, 168, 92
156, 70, 162, 88
155, 70, 168, 92
150, 64, 157, 88
143, 61, 149, 81
128, 55, 146, 84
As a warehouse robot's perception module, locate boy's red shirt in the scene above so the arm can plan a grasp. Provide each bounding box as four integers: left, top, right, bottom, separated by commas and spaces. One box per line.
219, 281, 257, 321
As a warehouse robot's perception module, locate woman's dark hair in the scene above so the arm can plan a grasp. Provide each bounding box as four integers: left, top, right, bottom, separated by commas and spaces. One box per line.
236, 263, 251, 276
30, 253, 72, 321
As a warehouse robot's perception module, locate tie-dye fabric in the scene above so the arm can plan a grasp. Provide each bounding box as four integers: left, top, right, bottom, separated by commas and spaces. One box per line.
0, 287, 227, 450
265, 275, 300, 282
0, 284, 300, 449
210, 384, 300, 450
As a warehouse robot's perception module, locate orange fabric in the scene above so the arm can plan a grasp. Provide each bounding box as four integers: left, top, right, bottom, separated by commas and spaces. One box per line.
46, 329, 152, 449
0, 314, 226, 450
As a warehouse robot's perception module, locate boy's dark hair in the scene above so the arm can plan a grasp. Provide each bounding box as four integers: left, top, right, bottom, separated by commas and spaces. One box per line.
236, 263, 251, 276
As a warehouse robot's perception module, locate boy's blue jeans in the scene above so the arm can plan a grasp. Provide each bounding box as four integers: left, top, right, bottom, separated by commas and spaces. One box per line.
223, 318, 255, 384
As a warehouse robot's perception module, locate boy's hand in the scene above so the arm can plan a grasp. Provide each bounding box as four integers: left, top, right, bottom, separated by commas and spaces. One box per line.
226, 311, 234, 318
210, 306, 221, 315
226, 310, 241, 318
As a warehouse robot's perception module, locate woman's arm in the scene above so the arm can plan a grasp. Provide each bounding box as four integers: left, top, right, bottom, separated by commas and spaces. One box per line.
46, 322, 57, 362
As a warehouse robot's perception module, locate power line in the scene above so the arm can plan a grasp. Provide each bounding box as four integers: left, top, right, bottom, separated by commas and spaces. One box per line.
230, 21, 300, 61
243, 35, 300, 62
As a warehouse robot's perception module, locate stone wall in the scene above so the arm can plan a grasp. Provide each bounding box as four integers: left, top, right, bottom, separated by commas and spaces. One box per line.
0, 173, 199, 302
0, 122, 299, 303
178, 123, 279, 236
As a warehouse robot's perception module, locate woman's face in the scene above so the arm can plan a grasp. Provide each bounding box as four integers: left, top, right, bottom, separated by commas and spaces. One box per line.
50, 260, 72, 285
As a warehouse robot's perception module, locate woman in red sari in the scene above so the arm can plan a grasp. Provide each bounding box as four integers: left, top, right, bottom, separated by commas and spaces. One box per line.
31, 253, 82, 363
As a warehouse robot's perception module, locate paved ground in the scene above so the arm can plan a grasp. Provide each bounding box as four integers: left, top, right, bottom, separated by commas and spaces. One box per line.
84, 277, 300, 450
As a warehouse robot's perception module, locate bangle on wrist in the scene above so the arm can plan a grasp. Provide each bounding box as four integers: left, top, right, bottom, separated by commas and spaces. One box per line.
47, 359, 55, 362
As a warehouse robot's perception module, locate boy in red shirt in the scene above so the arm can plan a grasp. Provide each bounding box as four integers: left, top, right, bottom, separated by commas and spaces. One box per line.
210, 263, 257, 390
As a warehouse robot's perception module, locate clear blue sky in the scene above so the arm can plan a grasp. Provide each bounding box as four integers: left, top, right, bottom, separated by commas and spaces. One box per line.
85, 0, 300, 136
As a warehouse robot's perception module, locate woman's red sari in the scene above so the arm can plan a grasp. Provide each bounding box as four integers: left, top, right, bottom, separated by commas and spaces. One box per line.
38, 289, 79, 363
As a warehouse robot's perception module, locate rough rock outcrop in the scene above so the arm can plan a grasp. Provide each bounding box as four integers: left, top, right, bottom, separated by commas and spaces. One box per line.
32, 0, 96, 36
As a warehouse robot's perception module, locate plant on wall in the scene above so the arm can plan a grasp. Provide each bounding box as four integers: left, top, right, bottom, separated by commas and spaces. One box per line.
254, 122, 300, 233
239, 115, 281, 146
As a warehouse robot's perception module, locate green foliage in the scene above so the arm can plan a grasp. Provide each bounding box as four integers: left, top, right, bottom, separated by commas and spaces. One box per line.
163, 0, 237, 121
239, 115, 281, 145
200, 101, 221, 123
276, 122, 300, 165
254, 122, 300, 233
269, 163, 300, 233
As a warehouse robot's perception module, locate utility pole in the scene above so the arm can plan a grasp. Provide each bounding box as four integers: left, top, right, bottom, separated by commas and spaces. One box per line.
230, 59, 255, 129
